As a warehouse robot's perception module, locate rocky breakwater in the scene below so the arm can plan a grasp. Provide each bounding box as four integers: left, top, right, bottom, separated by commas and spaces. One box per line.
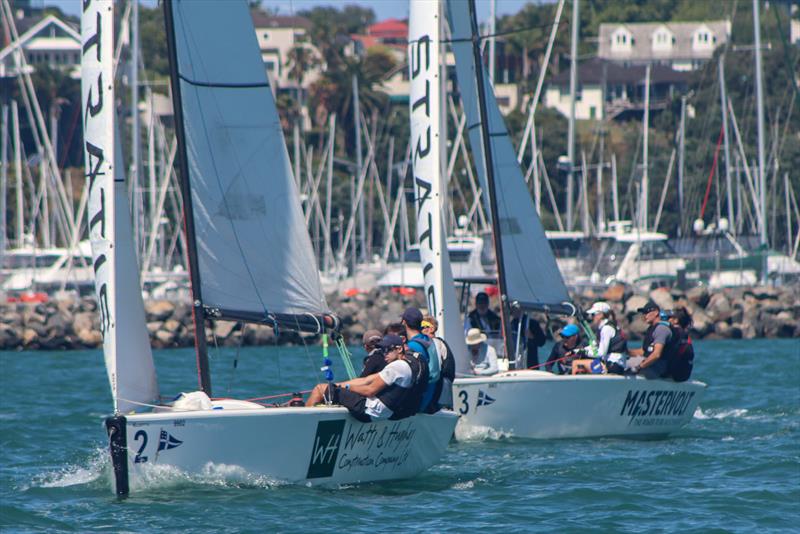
0, 285, 797, 351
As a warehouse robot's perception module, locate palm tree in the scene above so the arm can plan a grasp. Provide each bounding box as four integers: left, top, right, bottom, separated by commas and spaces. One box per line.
285, 44, 321, 111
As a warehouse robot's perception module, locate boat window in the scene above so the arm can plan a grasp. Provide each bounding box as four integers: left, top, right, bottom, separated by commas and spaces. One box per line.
389, 249, 421, 263
448, 250, 471, 263
2, 254, 62, 269
640, 241, 674, 260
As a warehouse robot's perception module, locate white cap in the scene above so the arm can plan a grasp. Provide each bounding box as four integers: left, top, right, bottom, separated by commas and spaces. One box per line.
586, 301, 611, 316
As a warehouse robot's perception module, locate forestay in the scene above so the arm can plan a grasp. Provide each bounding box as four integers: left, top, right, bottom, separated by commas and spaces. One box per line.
408, 1, 470, 373
445, 0, 572, 314
169, 1, 327, 317
81, 0, 158, 413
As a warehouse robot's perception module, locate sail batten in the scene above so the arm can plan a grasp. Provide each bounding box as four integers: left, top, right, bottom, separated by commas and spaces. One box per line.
169, 0, 328, 319
446, 0, 572, 313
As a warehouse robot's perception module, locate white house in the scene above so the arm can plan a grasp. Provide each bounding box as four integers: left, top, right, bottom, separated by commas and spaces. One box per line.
598, 20, 731, 71
0, 14, 81, 79
250, 12, 322, 92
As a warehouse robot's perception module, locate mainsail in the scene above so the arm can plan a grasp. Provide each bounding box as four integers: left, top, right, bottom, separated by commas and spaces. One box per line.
408, 0, 469, 373
167, 0, 328, 320
445, 0, 572, 315
81, 1, 158, 413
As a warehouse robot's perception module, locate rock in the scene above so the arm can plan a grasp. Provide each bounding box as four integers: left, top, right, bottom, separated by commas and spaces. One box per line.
706, 293, 733, 322
146, 321, 163, 334
762, 311, 797, 338
690, 308, 713, 337
163, 319, 181, 333
625, 295, 648, 316
649, 288, 674, 310
627, 317, 649, 339
251, 324, 274, 345
22, 328, 38, 346
714, 321, 732, 337
154, 329, 174, 346
73, 312, 96, 334
77, 328, 102, 346
686, 286, 710, 308
213, 320, 236, 340
145, 300, 175, 321
602, 283, 627, 303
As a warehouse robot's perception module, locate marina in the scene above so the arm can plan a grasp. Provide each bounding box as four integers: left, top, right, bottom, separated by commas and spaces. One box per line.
0, 0, 798, 529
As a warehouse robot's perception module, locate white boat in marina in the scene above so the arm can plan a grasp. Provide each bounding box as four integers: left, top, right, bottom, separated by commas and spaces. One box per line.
82, 0, 456, 496
409, 0, 705, 440
1, 241, 94, 294
376, 236, 488, 288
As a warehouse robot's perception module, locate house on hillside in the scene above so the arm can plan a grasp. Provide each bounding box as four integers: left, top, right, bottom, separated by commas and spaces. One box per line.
598, 20, 731, 71
0, 12, 81, 79
250, 11, 322, 93
544, 58, 690, 121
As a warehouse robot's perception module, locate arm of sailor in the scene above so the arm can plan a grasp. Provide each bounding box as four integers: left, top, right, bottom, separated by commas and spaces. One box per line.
639, 343, 664, 370
341, 373, 388, 397
474, 346, 499, 375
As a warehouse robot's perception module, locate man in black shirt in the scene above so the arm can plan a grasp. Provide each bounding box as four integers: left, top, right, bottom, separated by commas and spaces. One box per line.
509, 305, 547, 369
360, 329, 385, 377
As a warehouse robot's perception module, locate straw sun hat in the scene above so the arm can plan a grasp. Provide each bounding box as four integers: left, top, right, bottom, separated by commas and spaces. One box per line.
465, 328, 488, 346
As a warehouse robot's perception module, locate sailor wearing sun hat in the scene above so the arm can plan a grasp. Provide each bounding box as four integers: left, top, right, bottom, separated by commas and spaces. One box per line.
465, 328, 498, 376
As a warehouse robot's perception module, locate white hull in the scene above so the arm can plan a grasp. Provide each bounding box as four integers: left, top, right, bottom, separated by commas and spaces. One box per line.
107, 405, 458, 494
453, 371, 705, 439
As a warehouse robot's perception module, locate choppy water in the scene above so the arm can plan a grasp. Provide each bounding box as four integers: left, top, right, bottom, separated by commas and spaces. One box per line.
1, 338, 798, 532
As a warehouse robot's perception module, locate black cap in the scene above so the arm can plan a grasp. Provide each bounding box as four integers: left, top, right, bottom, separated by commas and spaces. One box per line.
401, 307, 423, 329
378, 334, 405, 350
637, 300, 660, 314
476, 292, 489, 303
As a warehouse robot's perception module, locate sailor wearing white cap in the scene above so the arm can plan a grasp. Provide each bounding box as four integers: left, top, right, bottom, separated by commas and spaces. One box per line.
586, 301, 628, 374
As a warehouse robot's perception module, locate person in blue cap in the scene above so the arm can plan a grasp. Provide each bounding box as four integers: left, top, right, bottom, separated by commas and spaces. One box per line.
545, 323, 584, 374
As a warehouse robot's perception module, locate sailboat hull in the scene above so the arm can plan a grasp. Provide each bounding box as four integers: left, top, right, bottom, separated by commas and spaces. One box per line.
107, 406, 458, 494
453, 371, 705, 440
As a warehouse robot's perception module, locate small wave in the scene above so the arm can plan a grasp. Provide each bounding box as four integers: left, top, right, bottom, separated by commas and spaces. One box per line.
33, 448, 108, 489
454, 424, 512, 442
130, 461, 287, 492
452, 480, 475, 490
694, 407, 749, 420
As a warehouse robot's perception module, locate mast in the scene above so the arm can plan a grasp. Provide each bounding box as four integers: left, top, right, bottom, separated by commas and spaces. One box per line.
678, 94, 686, 236
468, 0, 511, 357
488, 0, 496, 85
566, 0, 578, 232
163, 0, 212, 394
1, 104, 6, 255
131, 0, 141, 258
641, 63, 650, 231
752, 0, 768, 269
718, 55, 734, 232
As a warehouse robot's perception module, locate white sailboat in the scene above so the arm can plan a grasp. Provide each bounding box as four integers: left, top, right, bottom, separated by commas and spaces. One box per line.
81, 0, 456, 496
411, 0, 706, 440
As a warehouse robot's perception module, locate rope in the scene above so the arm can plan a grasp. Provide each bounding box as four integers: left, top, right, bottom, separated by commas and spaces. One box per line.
700, 125, 725, 220
242, 389, 311, 402
335, 335, 357, 379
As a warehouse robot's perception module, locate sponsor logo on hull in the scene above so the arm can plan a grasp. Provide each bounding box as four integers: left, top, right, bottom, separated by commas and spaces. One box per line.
307, 419, 419, 479
620, 389, 696, 427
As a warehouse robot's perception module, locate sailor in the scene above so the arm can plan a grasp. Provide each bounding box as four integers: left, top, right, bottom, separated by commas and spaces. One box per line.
421, 316, 456, 410
545, 324, 584, 374
466, 328, 499, 375
509, 304, 547, 369
360, 329, 385, 377
402, 307, 440, 412
666, 307, 695, 382
464, 292, 502, 338
627, 300, 678, 379
305, 334, 428, 422
586, 301, 628, 374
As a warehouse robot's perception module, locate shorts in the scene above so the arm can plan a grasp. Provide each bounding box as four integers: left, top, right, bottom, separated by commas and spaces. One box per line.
326, 384, 371, 423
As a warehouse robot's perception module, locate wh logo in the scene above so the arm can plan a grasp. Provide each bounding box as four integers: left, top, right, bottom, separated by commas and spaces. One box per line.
477, 390, 496, 408
157, 430, 183, 451
306, 420, 345, 479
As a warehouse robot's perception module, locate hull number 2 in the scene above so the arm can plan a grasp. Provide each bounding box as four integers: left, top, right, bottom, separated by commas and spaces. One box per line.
134, 430, 148, 463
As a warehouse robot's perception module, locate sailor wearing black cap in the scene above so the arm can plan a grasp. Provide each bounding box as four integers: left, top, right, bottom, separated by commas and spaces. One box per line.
305, 334, 429, 422
626, 300, 676, 379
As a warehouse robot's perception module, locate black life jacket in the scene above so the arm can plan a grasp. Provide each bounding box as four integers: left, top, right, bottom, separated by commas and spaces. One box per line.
668, 329, 694, 382
377, 353, 429, 421
468, 309, 502, 334
594, 320, 628, 354
642, 321, 680, 377
427, 336, 455, 412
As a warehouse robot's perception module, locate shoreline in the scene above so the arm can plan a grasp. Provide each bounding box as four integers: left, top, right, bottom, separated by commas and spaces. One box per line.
1, 284, 797, 351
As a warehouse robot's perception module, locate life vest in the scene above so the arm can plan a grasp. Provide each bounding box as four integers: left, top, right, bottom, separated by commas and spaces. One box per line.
377, 352, 429, 421
642, 321, 680, 377
427, 336, 455, 412
594, 320, 628, 354
668, 330, 694, 382
468, 309, 502, 335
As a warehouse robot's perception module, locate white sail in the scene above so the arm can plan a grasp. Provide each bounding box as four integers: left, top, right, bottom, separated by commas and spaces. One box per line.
409, 1, 470, 373
169, 0, 327, 317
81, 1, 158, 413
445, 0, 572, 314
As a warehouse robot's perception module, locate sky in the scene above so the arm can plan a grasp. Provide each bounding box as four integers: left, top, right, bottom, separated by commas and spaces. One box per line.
41, 0, 540, 24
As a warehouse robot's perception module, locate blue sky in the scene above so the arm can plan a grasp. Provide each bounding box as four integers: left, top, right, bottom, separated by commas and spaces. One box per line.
44, 0, 539, 24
